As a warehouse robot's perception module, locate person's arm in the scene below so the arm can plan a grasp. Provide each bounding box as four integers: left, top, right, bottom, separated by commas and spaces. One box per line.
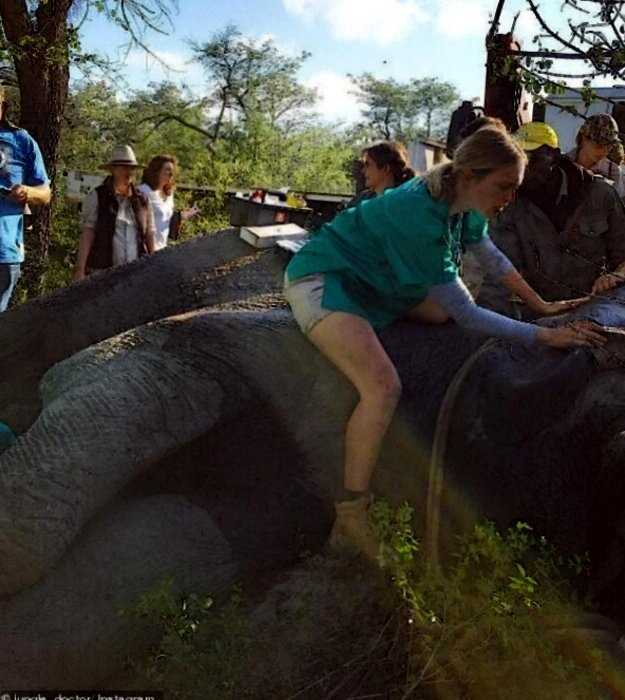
10, 132, 51, 206
73, 190, 98, 281
74, 227, 95, 281
469, 237, 589, 316
144, 203, 156, 254
8, 183, 51, 206
475, 209, 525, 315
169, 210, 182, 241
592, 187, 625, 293
499, 267, 589, 315
428, 278, 603, 348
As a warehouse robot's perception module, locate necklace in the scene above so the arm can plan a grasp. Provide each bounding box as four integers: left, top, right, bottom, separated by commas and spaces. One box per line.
446, 213, 464, 269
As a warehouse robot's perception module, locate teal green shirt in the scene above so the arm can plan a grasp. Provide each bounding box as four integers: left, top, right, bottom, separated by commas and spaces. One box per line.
286, 177, 488, 330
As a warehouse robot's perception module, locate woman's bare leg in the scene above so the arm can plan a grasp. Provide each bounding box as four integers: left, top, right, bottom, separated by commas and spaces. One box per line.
308, 311, 401, 492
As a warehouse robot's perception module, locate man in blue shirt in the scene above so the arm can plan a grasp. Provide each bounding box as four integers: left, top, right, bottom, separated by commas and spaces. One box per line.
0, 86, 50, 311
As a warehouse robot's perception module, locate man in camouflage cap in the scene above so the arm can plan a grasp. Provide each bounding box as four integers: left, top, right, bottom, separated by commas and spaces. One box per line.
567, 113, 625, 198
579, 113, 620, 148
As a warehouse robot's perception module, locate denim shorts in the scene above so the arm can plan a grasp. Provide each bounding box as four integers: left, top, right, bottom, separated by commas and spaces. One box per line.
284, 271, 333, 334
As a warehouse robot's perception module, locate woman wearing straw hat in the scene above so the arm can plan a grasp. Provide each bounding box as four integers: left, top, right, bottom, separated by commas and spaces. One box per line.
74, 145, 156, 281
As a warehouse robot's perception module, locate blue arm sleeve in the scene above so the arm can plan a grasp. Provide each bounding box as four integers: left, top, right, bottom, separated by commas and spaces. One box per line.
428, 278, 539, 345
465, 237, 514, 281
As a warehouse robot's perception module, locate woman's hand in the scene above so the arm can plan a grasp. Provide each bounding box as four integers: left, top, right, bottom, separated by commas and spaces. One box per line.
181, 204, 200, 221
536, 321, 606, 349
592, 272, 623, 294
532, 297, 590, 316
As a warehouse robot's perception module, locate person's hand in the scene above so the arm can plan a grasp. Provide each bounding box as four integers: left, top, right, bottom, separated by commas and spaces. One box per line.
533, 297, 590, 316
536, 321, 606, 349
181, 204, 200, 221
73, 267, 86, 282
592, 272, 623, 294
8, 185, 28, 205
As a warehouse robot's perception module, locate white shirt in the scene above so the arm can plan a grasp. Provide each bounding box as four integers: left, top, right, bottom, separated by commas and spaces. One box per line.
138, 183, 174, 250
112, 196, 140, 266
81, 189, 140, 266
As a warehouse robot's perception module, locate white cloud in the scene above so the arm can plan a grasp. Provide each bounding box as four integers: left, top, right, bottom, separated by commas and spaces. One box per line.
432, 1, 539, 41
283, 0, 429, 45
435, 0, 490, 38
305, 71, 363, 122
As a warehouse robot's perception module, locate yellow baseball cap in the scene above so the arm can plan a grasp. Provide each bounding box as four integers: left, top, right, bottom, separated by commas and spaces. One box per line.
514, 122, 559, 151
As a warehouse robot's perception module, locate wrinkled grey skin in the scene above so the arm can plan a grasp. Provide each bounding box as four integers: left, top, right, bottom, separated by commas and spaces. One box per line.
3, 233, 625, 686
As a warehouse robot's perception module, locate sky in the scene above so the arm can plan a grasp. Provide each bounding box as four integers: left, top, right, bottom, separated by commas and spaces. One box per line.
76, 0, 597, 126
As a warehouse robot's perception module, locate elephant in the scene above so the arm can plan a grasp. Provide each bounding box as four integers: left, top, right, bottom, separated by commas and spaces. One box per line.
2, 228, 625, 686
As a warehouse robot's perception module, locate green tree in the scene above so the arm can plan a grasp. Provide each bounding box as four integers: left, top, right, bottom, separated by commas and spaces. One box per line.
61, 80, 129, 171
350, 73, 459, 142
409, 77, 459, 138
191, 25, 317, 140
349, 73, 409, 141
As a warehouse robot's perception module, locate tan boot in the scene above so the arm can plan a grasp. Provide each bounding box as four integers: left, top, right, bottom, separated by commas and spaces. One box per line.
329, 495, 379, 562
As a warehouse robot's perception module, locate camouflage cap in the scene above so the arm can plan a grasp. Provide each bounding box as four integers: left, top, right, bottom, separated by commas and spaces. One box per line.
579, 113, 621, 145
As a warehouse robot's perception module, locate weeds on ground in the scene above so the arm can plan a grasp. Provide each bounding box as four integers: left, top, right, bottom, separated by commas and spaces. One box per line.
369, 501, 611, 699
121, 504, 621, 699
121, 579, 252, 699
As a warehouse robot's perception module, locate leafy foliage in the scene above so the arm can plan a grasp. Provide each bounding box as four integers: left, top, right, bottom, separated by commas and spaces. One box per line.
497, 1, 625, 116
191, 25, 317, 136
350, 73, 459, 141
121, 579, 252, 699
369, 502, 616, 698
118, 505, 621, 699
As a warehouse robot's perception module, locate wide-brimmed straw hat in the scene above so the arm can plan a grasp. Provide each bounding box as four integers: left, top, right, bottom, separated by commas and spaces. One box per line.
100, 144, 143, 170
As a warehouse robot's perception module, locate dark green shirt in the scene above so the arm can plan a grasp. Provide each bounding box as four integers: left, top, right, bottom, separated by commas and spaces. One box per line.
286, 177, 488, 329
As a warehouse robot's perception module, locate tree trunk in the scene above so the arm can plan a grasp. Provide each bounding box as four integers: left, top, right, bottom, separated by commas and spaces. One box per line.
0, 0, 73, 299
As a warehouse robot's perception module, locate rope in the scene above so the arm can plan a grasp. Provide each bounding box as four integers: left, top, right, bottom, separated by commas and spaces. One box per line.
425, 338, 499, 569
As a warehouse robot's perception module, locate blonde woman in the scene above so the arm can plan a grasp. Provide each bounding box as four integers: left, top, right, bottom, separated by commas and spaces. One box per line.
284, 127, 603, 559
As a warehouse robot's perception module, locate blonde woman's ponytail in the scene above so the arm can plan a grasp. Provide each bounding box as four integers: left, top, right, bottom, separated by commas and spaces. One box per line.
423, 162, 455, 200
423, 127, 526, 203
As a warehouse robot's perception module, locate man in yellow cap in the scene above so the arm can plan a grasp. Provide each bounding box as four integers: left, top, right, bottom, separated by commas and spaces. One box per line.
479, 121, 625, 317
